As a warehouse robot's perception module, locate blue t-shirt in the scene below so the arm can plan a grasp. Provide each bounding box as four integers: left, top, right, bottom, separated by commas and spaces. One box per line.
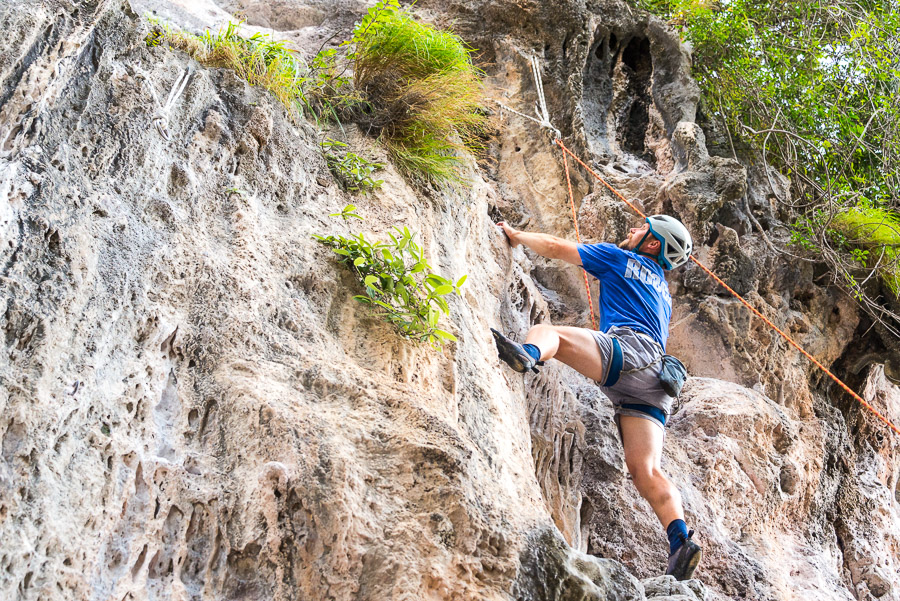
577, 243, 672, 349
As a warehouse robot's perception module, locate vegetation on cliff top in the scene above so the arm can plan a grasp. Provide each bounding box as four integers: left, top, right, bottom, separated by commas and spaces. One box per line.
147, 1, 488, 189
348, 0, 489, 186
146, 20, 314, 122
635, 0, 900, 334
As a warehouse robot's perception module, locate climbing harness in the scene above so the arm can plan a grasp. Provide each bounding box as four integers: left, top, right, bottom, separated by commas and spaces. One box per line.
504, 55, 900, 438
603, 337, 624, 387
139, 67, 192, 141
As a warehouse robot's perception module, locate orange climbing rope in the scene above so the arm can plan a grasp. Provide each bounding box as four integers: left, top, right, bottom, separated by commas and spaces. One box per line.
561, 149, 597, 330
554, 138, 900, 439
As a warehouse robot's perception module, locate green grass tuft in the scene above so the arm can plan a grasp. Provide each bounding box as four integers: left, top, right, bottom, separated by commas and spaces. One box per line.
350, 1, 489, 187
832, 207, 900, 296
147, 7, 489, 187
147, 20, 355, 124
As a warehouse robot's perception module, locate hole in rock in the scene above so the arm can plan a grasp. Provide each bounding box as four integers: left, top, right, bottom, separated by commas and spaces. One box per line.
619, 37, 653, 161
131, 545, 148, 579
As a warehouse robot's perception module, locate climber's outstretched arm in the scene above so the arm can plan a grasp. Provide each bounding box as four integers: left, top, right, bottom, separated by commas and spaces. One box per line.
497, 222, 582, 266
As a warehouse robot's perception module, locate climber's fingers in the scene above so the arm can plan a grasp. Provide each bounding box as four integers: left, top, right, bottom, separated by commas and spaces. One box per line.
496, 221, 519, 247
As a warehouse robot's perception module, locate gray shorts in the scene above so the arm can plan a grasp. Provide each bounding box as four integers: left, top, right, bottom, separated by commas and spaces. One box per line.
592, 326, 672, 433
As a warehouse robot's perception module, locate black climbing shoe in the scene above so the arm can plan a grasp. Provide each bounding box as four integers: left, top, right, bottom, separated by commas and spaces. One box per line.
490, 328, 540, 373
665, 530, 701, 581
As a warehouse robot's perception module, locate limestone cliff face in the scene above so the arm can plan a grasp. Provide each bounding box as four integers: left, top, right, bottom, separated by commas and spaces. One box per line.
0, 1, 898, 601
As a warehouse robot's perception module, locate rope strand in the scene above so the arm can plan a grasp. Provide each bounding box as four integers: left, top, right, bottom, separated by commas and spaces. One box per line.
497, 54, 897, 439
561, 150, 597, 330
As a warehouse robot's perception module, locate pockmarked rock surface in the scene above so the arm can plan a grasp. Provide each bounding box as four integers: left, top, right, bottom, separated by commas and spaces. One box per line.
1, 1, 899, 600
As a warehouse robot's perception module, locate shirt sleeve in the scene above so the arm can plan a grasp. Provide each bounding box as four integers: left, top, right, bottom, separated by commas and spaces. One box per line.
577, 243, 621, 278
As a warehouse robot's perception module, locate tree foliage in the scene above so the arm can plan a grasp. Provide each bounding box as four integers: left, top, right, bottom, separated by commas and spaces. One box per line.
635, 0, 900, 334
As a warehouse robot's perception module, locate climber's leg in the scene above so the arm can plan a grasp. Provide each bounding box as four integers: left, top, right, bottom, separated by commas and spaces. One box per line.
523, 324, 606, 381
620, 415, 701, 580
491, 324, 605, 380
619, 415, 682, 526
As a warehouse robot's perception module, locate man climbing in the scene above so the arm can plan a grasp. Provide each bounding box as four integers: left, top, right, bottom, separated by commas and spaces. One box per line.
492, 215, 701, 581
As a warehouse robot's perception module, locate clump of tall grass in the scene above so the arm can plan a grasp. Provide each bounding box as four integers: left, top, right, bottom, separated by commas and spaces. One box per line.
349, 0, 489, 186
832, 207, 900, 296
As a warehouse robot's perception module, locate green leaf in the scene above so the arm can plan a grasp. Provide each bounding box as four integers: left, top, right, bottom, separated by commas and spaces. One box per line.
433, 329, 457, 341
364, 275, 379, 287
456, 274, 467, 287
432, 284, 453, 296
426, 274, 450, 287
433, 296, 449, 312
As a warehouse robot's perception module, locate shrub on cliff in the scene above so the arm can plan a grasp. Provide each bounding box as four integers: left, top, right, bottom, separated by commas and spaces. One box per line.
314, 205, 464, 346
831, 207, 900, 297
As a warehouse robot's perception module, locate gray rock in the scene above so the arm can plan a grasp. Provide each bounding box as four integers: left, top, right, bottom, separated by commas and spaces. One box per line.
643, 575, 705, 600
1, 1, 898, 601
514, 527, 644, 601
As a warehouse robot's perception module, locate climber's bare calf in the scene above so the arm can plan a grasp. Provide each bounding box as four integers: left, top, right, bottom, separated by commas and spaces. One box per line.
620, 415, 684, 527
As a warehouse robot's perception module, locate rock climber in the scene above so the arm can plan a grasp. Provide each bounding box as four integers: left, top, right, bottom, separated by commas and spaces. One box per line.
492, 215, 702, 581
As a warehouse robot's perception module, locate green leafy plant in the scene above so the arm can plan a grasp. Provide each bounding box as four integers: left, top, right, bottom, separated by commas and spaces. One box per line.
302, 47, 362, 124
347, 0, 490, 186
314, 205, 465, 346
321, 139, 385, 193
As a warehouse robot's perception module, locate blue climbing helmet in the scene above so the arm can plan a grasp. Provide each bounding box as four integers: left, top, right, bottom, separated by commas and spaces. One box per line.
643, 215, 693, 270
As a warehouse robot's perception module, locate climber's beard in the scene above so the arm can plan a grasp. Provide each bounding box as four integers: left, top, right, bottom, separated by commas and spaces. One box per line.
618, 237, 634, 250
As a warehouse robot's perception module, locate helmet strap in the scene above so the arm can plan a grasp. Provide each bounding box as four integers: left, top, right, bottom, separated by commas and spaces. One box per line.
634, 230, 667, 268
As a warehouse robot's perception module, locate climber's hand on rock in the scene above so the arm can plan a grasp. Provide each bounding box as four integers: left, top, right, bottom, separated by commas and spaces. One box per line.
497, 222, 520, 247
